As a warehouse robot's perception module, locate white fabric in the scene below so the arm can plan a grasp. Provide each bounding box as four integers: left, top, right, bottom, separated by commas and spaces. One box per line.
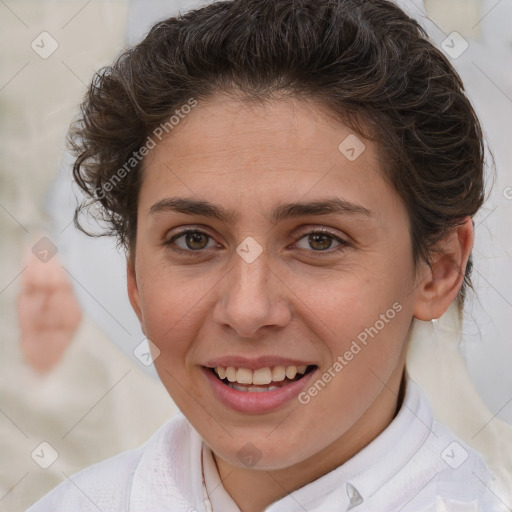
202, 443, 240, 511
26, 376, 509, 512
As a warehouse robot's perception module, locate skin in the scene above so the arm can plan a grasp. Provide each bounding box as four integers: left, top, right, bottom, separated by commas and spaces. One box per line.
18, 251, 82, 373
127, 94, 473, 512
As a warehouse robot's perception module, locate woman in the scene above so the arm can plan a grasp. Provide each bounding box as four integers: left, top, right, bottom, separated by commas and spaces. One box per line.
27, 0, 510, 510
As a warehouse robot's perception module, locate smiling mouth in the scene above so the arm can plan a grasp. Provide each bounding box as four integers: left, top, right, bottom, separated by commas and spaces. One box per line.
208, 365, 317, 392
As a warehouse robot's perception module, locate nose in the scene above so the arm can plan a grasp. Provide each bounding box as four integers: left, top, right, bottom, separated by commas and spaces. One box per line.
212, 249, 292, 339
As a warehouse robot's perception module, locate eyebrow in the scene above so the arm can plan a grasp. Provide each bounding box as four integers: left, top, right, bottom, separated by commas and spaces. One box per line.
149, 197, 373, 224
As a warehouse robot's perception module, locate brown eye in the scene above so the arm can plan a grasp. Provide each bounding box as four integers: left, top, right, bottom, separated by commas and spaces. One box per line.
308, 233, 334, 250
184, 232, 209, 250
167, 230, 217, 252
294, 230, 348, 253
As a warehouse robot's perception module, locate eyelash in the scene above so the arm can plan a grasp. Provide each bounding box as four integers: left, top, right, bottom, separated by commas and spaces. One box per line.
165, 228, 349, 256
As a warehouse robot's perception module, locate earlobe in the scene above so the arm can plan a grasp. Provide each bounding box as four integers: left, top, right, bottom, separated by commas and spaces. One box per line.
413, 217, 474, 321
127, 256, 146, 333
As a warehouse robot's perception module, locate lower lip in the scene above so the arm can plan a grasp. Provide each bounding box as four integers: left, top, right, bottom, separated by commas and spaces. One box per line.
202, 366, 317, 414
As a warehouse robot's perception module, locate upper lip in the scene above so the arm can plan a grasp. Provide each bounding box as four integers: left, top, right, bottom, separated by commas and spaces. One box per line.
203, 355, 317, 369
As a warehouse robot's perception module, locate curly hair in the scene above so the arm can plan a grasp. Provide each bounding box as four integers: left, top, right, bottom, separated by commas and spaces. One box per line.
69, 0, 486, 302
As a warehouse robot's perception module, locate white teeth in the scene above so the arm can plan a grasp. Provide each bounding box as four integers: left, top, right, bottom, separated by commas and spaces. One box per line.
285, 366, 297, 379
236, 367, 253, 384
252, 367, 272, 385
226, 367, 237, 382
229, 383, 280, 392
271, 366, 286, 382
214, 364, 311, 386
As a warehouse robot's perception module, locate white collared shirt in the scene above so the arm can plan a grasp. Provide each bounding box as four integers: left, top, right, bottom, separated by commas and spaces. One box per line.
27, 377, 510, 512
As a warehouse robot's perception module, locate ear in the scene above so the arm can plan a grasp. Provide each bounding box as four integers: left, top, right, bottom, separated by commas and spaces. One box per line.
413, 217, 474, 321
127, 255, 146, 335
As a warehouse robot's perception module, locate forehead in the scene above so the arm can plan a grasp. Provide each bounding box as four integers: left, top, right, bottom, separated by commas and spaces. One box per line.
139, 94, 402, 222
148, 94, 369, 164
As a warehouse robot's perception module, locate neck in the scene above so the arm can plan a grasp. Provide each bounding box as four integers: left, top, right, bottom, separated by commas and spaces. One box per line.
214, 369, 407, 512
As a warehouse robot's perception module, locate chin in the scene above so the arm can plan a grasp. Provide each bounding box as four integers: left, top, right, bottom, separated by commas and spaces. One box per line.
210, 430, 321, 471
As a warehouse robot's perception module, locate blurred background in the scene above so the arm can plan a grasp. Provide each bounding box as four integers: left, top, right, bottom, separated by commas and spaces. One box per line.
0, 0, 511, 510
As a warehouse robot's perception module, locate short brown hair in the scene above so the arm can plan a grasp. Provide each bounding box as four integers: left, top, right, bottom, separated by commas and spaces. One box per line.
70, 0, 486, 301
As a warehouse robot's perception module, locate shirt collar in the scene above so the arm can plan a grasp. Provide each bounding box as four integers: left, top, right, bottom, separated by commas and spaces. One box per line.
202, 442, 241, 512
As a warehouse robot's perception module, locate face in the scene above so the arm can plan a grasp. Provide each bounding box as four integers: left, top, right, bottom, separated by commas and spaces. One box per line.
128, 94, 425, 471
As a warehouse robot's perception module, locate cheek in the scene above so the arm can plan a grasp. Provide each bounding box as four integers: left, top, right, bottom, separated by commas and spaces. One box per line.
136, 264, 206, 354
288, 267, 412, 391
292, 295, 409, 440
290, 264, 408, 334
